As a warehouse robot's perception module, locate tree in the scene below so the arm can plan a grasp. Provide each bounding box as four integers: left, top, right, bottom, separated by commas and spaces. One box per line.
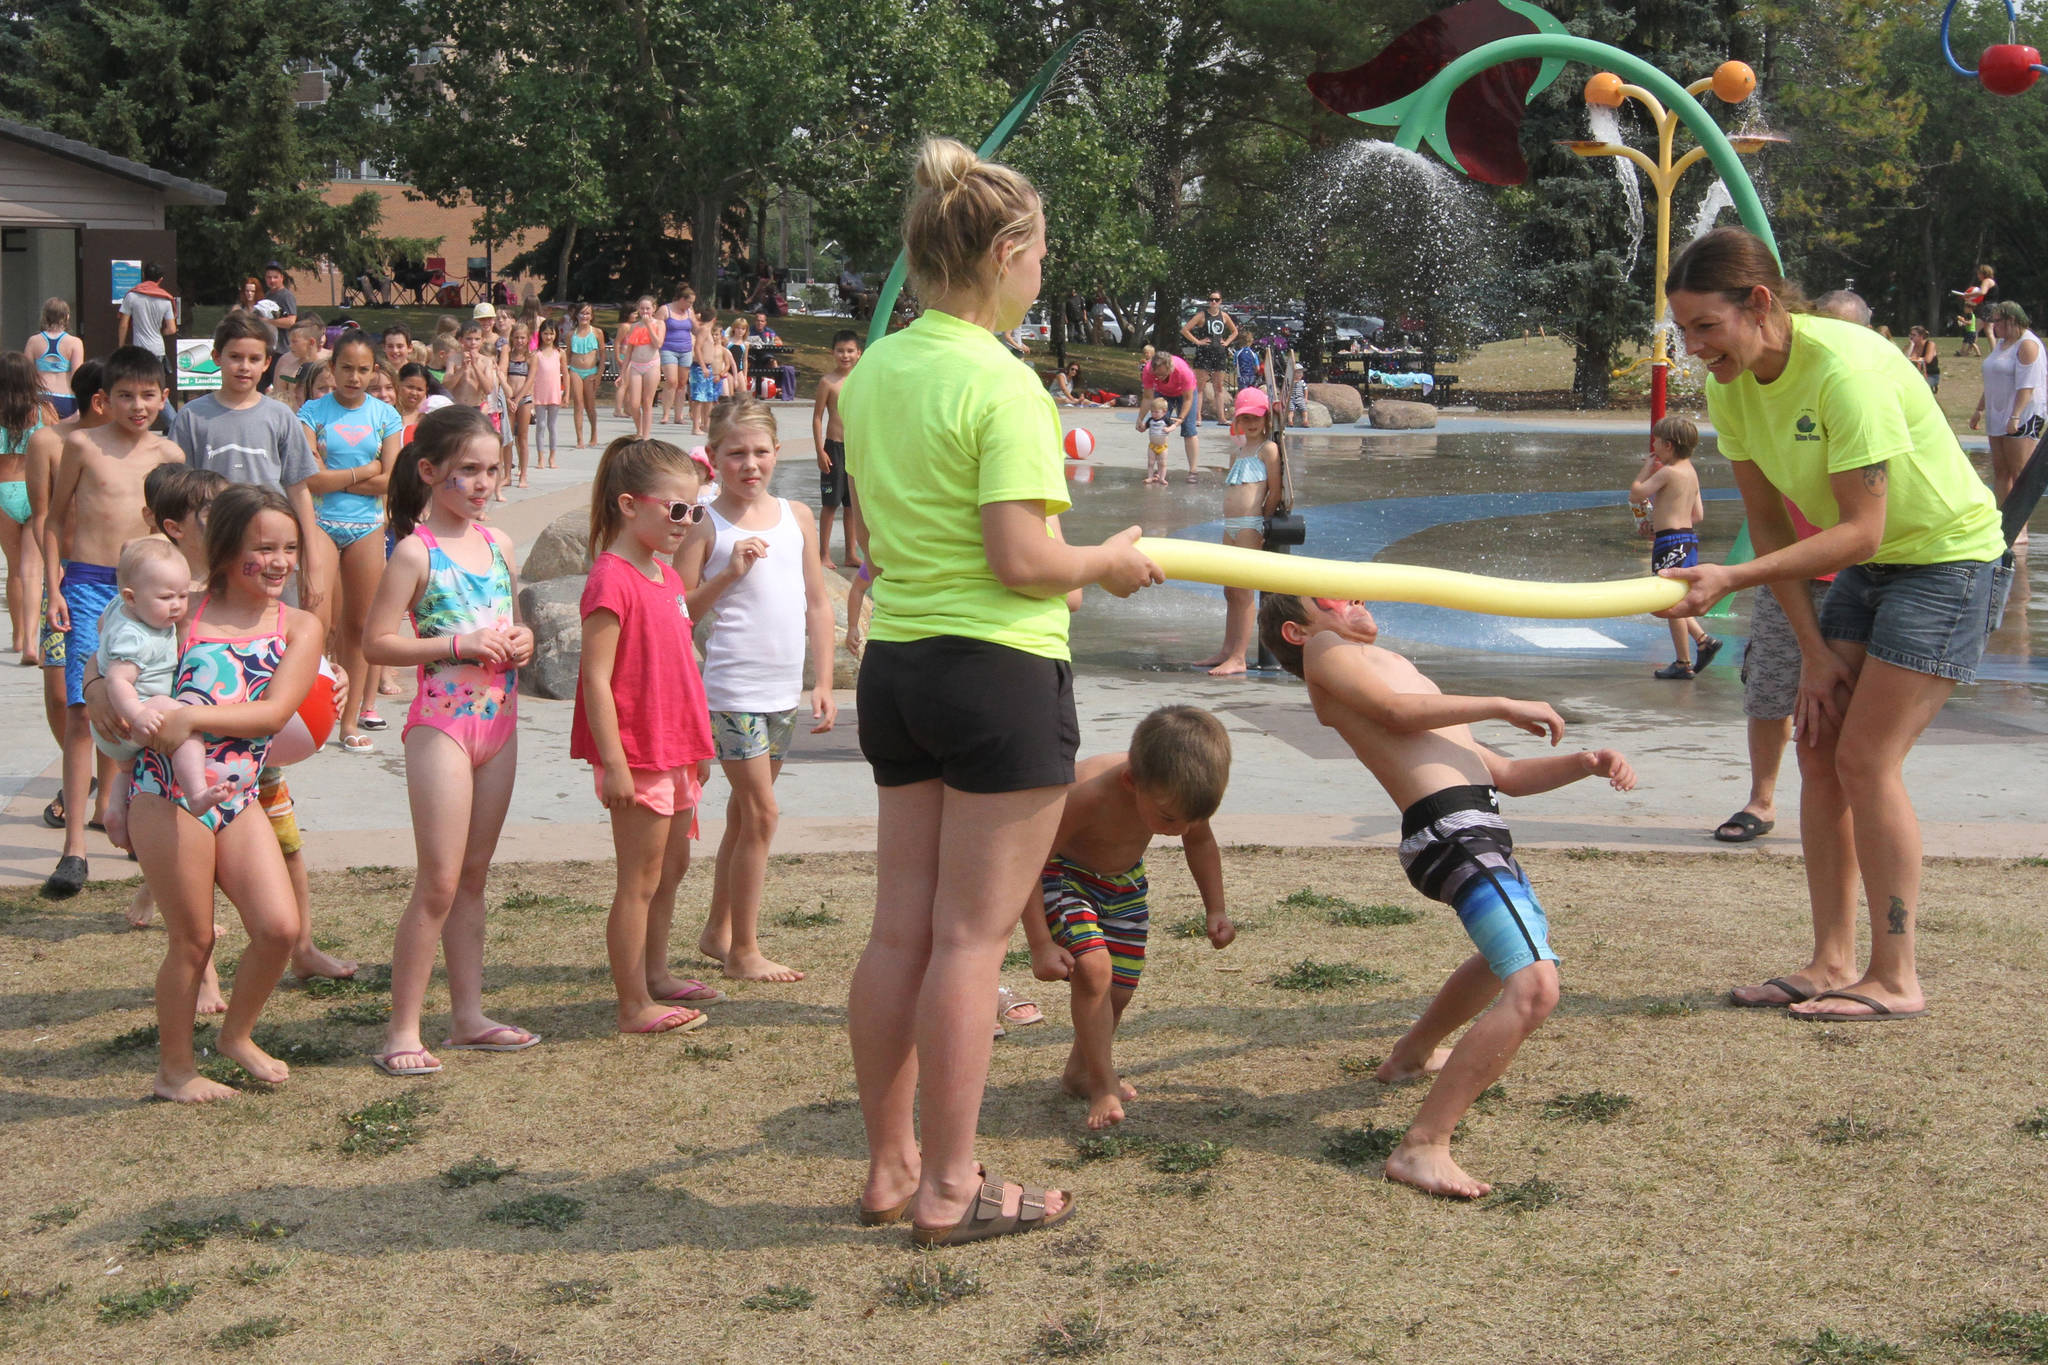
2, 0, 427, 299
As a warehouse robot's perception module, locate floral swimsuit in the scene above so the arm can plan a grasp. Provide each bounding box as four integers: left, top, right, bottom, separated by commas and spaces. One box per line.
131, 600, 287, 831
404, 526, 518, 767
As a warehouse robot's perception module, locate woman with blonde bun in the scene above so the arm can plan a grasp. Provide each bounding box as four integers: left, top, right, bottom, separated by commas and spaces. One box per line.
841, 138, 1162, 1246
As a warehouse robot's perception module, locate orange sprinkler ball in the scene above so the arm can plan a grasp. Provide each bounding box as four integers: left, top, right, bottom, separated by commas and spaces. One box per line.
1711, 60, 1757, 103
1584, 72, 1626, 108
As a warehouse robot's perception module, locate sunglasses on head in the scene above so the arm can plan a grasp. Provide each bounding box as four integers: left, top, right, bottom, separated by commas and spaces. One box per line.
633, 495, 707, 524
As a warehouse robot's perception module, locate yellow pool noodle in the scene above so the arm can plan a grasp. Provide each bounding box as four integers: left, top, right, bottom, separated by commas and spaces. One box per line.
1136, 538, 1686, 619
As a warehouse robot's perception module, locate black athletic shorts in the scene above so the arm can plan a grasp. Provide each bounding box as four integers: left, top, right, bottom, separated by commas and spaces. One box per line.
1194, 341, 1231, 372
821, 438, 849, 509
857, 635, 1078, 792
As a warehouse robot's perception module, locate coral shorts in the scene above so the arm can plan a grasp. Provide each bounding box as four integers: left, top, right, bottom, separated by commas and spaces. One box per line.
592, 763, 704, 832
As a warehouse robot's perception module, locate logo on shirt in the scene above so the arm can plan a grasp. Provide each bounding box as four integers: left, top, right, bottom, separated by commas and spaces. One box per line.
331, 421, 373, 447
675, 592, 690, 620
1794, 410, 1820, 442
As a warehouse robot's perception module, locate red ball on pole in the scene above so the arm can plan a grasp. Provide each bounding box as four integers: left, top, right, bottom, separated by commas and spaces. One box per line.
1980, 43, 2042, 96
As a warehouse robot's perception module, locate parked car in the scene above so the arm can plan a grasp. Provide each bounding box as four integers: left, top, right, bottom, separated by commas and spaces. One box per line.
1018, 308, 1051, 343
1334, 313, 1385, 344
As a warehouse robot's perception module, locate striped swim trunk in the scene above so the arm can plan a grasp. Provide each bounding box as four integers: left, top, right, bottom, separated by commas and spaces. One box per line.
1397, 784, 1557, 981
1041, 854, 1149, 991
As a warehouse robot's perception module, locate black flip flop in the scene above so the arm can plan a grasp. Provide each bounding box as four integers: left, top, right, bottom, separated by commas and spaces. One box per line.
1729, 975, 1815, 1008
1714, 811, 1774, 843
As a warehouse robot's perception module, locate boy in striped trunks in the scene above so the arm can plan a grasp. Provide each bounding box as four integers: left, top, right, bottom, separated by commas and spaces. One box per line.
1259, 594, 1637, 1200
1021, 706, 1237, 1130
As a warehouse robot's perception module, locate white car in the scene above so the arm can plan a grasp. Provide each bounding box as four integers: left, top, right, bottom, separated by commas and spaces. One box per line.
1019, 309, 1051, 343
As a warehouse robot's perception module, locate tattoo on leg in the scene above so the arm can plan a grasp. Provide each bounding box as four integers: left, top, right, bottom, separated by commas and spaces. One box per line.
1861, 461, 1889, 494
1886, 895, 1907, 934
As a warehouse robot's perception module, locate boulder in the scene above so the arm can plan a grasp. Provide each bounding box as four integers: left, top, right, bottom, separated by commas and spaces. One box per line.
522, 509, 589, 584
1369, 398, 1438, 430
1304, 382, 1365, 425
518, 574, 587, 701
1298, 399, 1333, 428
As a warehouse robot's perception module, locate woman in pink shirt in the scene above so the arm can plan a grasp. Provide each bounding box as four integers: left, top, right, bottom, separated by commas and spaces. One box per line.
1136, 348, 1203, 481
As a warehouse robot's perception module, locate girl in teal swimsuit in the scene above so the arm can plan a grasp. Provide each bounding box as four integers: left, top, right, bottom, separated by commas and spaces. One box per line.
0, 351, 50, 663
567, 303, 605, 449
1194, 387, 1281, 676
126, 483, 325, 1103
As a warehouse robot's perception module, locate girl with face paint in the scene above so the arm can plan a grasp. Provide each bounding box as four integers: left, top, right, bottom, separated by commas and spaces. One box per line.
360, 406, 538, 1077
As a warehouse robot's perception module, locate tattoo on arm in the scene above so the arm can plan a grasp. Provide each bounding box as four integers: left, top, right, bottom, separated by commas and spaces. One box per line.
1886, 895, 1908, 934
1860, 462, 1889, 495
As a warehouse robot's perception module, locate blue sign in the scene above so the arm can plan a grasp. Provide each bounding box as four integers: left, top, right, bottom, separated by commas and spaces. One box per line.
110, 259, 141, 303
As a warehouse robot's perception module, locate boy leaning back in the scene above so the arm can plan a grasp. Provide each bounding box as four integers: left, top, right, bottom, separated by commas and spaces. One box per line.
1259, 594, 1635, 1200
1022, 705, 1235, 1129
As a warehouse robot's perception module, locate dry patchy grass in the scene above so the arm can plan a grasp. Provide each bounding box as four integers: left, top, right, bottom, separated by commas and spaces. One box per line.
1, 849, 2046, 1362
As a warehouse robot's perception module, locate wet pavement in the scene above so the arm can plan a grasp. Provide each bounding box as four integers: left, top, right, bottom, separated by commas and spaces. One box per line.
4, 405, 2042, 889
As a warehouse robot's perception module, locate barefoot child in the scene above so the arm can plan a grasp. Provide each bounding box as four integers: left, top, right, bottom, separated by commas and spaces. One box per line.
1193, 387, 1280, 676
91, 538, 238, 848
810, 330, 863, 567
1020, 705, 1235, 1128
675, 397, 837, 982
1259, 592, 1636, 1199
532, 319, 564, 469
573, 437, 723, 1034
1629, 415, 1721, 679
127, 483, 325, 1101
361, 406, 538, 1076
688, 305, 722, 434
41, 345, 184, 897
1142, 397, 1171, 486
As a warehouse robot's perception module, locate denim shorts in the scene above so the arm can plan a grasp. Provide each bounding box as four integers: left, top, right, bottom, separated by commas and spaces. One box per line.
1162, 394, 1198, 438
1818, 557, 2008, 683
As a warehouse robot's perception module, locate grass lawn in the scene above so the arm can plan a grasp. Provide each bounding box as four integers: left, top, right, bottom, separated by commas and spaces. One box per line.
4, 850, 2047, 1361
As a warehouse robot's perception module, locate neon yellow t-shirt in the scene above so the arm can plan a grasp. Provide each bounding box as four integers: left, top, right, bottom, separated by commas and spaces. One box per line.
840, 308, 1073, 659
1705, 314, 2003, 565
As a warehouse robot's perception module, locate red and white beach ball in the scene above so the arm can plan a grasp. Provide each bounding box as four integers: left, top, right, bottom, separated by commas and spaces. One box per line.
1063, 427, 1095, 460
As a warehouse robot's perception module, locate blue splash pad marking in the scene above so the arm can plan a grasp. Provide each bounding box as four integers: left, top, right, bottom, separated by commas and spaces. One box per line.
1165, 489, 2048, 679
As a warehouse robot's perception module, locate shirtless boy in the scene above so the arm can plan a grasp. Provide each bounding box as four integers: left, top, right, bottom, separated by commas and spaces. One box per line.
811, 330, 863, 566
1021, 705, 1236, 1129
689, 304, 724, 434
40, 346, 184, 897
1629, 414, 1722, 679
1259, 593, 1636, 1199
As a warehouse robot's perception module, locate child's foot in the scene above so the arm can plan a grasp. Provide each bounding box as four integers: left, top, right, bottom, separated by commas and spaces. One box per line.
650, 974, 725, 1003
196, 979, 228, 1016
1206, 658, 1248, 677
124, 890, 155, 930
1189, 650, 1229, 668
218, 1034, 290, 1086
1653, 660, 1694, 680
1384, 1137, 1490, 1199
443, 1020, 541, 1051
185, 780, 238, 818
153, 1069, 239, 1104
1693, 635, 1723, 670
695, 931, 728, 964
722, 950, 805, 983
1374, 1046, 1452, 1086
292, 946, 358, 981
620, 1004, 704, 1034
1062, 1070, 1137, 1103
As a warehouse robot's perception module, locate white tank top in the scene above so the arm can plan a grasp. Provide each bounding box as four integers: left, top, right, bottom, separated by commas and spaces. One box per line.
1983, 328, 2047, 434
698, 498, 806, 712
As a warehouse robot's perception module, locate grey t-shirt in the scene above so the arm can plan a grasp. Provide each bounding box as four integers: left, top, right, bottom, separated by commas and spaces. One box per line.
169, 394, 316, 492
263, 288, 298, 353
119, 291, 176, 357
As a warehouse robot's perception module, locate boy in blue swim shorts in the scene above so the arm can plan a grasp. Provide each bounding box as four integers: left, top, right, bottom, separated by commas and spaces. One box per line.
1628, 414, 1721, 679
1260, 593, 1637, 1201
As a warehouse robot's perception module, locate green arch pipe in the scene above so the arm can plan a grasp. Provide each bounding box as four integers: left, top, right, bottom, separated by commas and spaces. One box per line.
865, 34, 1086, 347
1386, 33, 1779, 264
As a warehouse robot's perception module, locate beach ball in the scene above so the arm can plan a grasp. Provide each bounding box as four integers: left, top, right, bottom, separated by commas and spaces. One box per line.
1980, 44, 2042, 97
1711, 60, 1756, 104
1063, 428, 1095, 460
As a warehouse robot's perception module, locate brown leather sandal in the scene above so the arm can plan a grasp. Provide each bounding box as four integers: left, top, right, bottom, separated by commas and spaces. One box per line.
909, 1175, 1074, 1247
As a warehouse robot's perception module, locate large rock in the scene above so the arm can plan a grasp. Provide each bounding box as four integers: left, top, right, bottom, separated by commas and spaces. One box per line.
1369, 398, 1438, 430
522, 509, 590, 584
1298, 399, 1333, 428
1304, 382, 1364, 424
810, 567, 864, 691
519, 574, 587, 701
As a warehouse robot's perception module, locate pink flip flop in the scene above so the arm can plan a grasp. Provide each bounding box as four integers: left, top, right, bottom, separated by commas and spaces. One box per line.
622, 1009, 705, 1035
657, 980, 726, 1003
442, 1026, 540, 1052
371, 1049, 442, 1076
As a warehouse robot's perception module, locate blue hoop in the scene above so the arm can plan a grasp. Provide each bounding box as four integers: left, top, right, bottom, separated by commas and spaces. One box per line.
1942, 0, 2021, 78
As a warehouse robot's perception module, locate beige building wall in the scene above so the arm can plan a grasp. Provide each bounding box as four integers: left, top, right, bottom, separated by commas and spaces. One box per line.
318, 181, 548, 302
0, 142, 163, 230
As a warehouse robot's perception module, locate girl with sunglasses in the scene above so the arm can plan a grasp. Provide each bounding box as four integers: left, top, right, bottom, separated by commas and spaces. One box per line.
573, 436, 723, 1035
362, 406, 538, 1076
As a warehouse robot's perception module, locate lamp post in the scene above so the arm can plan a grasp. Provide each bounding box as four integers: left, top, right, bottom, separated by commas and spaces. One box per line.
1560, 60, 1780, 426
